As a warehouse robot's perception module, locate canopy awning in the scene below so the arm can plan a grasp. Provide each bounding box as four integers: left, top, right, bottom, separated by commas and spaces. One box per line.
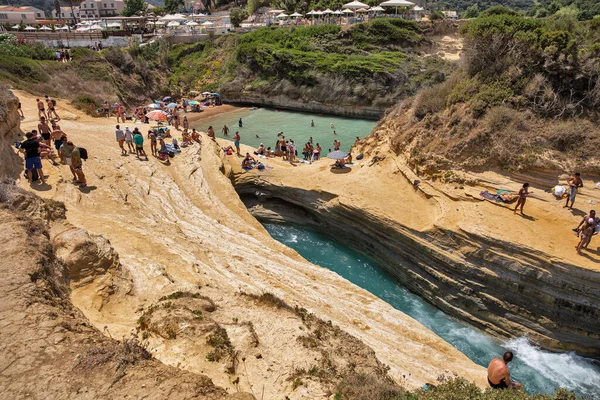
379, 0, 415, 7
342, 0, 369, 9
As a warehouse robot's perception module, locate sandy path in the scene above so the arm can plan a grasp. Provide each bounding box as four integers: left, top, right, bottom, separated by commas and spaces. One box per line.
14, 91, 487, 397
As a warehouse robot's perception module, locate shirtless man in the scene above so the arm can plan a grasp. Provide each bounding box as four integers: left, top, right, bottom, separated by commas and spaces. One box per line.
36, 98, 47, 120
50, 121, 66, 151
38, 117, 52, 146
45, 95, 59, 120
207, 126, 216, 141
222, 125, 229, 136
564, 173, 583, 210
487, 352, 522, 390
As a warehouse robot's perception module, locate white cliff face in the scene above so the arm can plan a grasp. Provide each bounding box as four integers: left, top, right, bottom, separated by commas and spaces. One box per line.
12, 90, 486, 399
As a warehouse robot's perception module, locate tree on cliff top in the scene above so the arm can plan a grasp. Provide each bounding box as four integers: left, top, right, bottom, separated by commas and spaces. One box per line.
164, 0, 184, 13
122, 0, 148, 16
229, 8, 248, 28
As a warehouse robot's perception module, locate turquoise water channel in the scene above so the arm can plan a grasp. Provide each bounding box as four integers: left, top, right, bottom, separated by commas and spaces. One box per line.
264, 223, 600, 398
193, 108, 377, 152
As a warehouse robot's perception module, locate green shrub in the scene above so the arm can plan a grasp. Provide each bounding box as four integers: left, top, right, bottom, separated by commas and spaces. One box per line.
71, 94, 101, 116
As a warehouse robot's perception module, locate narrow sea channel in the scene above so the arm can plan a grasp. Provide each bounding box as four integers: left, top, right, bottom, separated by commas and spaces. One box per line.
264, 223, 600, 398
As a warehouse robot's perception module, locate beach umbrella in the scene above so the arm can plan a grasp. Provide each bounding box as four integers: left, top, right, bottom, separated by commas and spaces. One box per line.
163, 96, 172, 102
58, 25, 70, 30
379, 0, 415, 15
147, 103, 161, 109
269, 9, 285, 14
89, 24, 103, 30
323, 8, 334, 13
166, 102, 177, 108
342, 0, 369, 9
201, 21, 214, 26
24, 26, 37, 30
188, 100, 199, 105
201, 91, 212, 95
370, 6, 385, 11
327, 150, 348, 160
146, 110, 168, 121
160, 14, 186, 21
333, 10, 343, 15
186, 21, 199, 26
167, 21, 180, 27
154, 20, 166, 25
356, 7, 369, 12
276, 12, 289, 18
11, 24, 20, 29
306, 10, 315, 15
342, 8, 354, 14
290, 12, 303, 17
39, 26, 52, 31
379, 0, 415, 6
314, 10, 324, 15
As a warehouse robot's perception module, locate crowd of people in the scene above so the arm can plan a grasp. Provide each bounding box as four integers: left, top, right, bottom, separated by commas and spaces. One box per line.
20, 96, 87, 187
511, 172, 593, 256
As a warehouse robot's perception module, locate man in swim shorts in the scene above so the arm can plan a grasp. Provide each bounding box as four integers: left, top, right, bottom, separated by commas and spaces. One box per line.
21, 131, 46, 185
36, 98, 47, 120
487, 352, 522, 390
564, 173, 583, 210
37, 117, 52, 146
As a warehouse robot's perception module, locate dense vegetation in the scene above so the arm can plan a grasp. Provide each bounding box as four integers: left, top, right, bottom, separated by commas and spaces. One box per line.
0, 34, 171, 114
171, 20, 453, 112
335, 377, 578, 400
383, 12, 600, 175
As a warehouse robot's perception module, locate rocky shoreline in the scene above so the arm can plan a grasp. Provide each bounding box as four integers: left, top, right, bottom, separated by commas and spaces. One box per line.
222, 94, 384, 121
234, 180, 600, 360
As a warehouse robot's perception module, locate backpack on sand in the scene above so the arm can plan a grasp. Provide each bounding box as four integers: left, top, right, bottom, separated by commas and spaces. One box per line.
51, 99, 57, 106
78, 147, 88, 160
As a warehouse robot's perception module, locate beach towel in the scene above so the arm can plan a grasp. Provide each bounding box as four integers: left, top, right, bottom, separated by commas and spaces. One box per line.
480, 191, 500, 202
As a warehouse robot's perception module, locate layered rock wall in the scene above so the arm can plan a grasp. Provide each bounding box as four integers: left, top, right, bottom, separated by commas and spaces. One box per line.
236, 181, 600, 359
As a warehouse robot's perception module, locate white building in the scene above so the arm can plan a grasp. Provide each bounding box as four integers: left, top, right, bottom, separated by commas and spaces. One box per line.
78, 0, 125, 20
52, 6, 81, 22
0, 5, 45, 24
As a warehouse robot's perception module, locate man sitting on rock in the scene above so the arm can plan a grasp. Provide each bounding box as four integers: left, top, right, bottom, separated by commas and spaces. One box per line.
487, 351, 522, 390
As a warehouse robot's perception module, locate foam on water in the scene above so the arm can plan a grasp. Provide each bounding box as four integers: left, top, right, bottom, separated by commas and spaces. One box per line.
264, 223, 600, 397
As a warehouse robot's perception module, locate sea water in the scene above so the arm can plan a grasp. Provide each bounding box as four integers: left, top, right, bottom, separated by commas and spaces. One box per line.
264, 223, 600, 398
193, 108, 377, 152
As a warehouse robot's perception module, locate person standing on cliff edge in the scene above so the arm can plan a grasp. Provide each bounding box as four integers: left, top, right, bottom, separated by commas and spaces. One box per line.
487, 351, 522, 390
564, 173, 583, 210
514, 183, 531, 215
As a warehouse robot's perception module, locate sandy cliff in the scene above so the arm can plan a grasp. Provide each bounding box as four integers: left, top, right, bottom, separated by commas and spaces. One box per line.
232, 127, 600, 359
0, 188, 239, 399
8, 90, 487, 398
0, 89, 23, 180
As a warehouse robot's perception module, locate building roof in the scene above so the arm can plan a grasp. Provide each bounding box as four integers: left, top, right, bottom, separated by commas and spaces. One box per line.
0, 5, 36, 12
